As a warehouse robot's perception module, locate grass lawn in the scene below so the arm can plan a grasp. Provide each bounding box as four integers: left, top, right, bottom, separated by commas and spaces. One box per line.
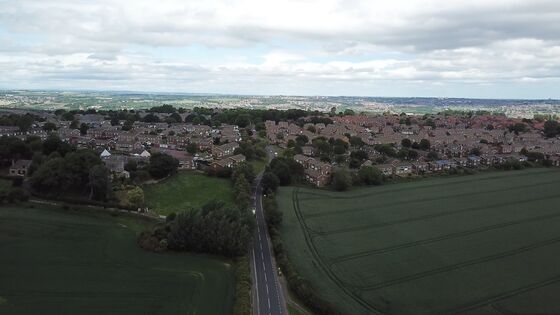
144, 171, 234, 215
0, 206, 234, 315
278, 168, 560, 315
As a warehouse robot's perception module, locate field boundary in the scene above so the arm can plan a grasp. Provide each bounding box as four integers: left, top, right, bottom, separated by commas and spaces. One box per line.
302, 176, 560, 219
298, 169, 554, 202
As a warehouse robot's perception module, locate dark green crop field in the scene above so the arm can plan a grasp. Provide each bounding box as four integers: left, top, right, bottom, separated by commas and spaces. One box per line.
0, 206, 234, 315
278, 168, 560, 315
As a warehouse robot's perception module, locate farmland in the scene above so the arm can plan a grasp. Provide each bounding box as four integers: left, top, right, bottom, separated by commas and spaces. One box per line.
144, 171, 234, 215
278, 168, 560, 314
0, 206, 234, 315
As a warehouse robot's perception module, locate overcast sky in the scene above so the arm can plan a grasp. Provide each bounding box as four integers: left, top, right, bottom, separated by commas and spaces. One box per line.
1, 0, 560, 98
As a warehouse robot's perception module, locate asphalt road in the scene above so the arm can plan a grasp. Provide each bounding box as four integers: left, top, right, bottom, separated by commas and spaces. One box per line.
251, 147, 287, 315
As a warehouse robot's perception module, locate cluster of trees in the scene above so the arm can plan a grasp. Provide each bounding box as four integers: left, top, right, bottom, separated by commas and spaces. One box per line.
31, 148, 111, 201
122, 152, 179, 184
0, 113, 40, 131
544, 120, 560, 138
146, 152, 179, 179
262, 157, 304, 190
0, 136, 37, 167
234, 139, 267, 160
508, 122, 528, 134
139, 201, 255, 257
330, 165, 385, 191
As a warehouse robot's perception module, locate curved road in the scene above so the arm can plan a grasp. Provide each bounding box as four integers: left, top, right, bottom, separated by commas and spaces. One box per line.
251, 147, 287, 315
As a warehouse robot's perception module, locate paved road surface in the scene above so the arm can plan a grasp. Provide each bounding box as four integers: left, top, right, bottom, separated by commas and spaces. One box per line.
251, 147, 287, 315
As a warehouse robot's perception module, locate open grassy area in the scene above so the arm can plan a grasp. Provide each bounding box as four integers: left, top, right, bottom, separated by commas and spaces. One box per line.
278, 168, 560, 314
0, 206, 234, 315
144, 171, 234, 215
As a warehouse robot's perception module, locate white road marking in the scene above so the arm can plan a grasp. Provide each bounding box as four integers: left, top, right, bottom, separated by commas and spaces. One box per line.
252, 249, 260, 315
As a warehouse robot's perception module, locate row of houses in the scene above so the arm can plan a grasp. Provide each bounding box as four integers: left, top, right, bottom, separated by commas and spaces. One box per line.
374, 154, 530, 177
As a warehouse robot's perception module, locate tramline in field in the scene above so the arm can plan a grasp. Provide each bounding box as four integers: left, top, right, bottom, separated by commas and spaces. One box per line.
279, 168, 560, 315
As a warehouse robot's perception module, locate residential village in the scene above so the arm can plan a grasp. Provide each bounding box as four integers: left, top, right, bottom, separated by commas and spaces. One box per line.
1, 110, 247, 180
2, 108, 560, 190
265, 113, 560, 187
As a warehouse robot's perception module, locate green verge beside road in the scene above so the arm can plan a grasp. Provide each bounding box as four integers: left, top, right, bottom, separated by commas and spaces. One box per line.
278, 168, 560, 314
0, 206, 234, 315
144, 171, 235, 215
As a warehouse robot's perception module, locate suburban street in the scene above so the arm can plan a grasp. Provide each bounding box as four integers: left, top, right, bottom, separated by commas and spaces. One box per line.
251, 147, 287, 315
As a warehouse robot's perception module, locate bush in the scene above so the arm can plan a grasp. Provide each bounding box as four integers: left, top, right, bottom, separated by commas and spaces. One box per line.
233, 256, 252, 315
331, 168, 352, 191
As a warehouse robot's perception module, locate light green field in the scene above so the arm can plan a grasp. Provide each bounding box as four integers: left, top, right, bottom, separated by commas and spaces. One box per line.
0, 206, 234, 315
144, 171, 234, 215
278, 168, 560, 314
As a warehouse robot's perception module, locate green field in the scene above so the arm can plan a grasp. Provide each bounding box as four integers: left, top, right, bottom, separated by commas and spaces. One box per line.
0, 206, 234, 315
144, 171, 234, 215
278, 168, 560, 315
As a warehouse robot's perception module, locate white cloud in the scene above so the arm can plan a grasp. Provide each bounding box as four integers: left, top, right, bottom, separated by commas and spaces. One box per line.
0, 0, 560, 97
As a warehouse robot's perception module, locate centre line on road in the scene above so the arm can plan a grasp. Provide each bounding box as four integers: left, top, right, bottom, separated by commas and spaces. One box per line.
252, 249, 260, 315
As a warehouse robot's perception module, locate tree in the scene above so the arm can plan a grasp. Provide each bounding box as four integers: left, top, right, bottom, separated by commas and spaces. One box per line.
544, 120, 560, 138
124, 159, 138, 172
110, 116, 120, 126
127, 186, 145, 208
508, 123, 528, 134
261, 172, 280, 193
401, 138, 412, 148
167, 112, 182, 123
358, 166, 383, 185
88, 164, 110, 200
142, 113, 160, 123
79, 123, 89, 135
349, 136, 364, 147
147, 153, 179, 179
271, 161, 291, 185
349, 150, 368, 161
235, 114, 252, 128
186, 143, 198, 154
42, 122, 57, 131
295, 135, 309, 146
419, 139, 431, 151
42, 134, 73, 157
331, 168, 352, 191
427, 151, 439, 161
469, 147, 482, 156
232, 162, 256, 184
